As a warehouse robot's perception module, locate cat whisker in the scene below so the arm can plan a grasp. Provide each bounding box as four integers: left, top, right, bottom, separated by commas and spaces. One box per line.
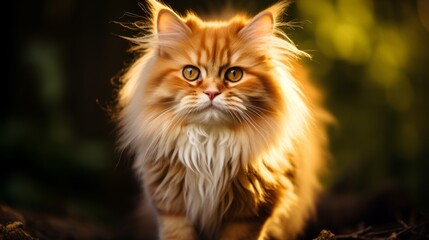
144, 104, 197, 160
244, 103, 277, 114
237, 110, 271, 146
148, 105, 178, 122
229, 96, 244, 103
244, 106, 278, 133
225, 106, 244, 125
144, 106, 193, 161
226, 100, 247, 111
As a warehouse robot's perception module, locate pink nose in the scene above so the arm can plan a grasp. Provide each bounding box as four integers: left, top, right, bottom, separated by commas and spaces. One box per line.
203, 90, 220, 101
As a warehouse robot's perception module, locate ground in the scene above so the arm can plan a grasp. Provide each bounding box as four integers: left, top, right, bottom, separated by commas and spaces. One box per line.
1, 185, 428, 240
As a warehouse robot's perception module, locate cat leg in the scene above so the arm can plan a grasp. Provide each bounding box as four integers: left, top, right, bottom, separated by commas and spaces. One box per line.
157, 214, 197, 240
219, 220, 268, 240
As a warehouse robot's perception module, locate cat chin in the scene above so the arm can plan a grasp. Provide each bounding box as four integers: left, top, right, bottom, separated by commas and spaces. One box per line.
189, 108, 232, 126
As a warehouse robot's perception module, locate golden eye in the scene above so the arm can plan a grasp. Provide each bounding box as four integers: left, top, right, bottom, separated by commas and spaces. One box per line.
182, 65, 200, 81
225, 67, 243, 82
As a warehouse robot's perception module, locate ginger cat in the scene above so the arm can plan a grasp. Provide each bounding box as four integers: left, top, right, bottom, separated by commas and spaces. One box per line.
116, 1, 331, 239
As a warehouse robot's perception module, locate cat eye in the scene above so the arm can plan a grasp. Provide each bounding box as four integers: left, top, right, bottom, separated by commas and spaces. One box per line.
182, 65, 200, 81
225, 67, 243, 82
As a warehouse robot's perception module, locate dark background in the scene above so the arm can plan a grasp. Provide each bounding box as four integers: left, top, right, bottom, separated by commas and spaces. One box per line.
2, 0, 429, 239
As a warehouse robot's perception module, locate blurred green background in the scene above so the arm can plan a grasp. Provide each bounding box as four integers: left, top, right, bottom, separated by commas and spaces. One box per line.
2, 0, 429, 237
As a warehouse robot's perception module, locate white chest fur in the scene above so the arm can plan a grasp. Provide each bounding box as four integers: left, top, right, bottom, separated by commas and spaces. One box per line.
172, 126, 239, 227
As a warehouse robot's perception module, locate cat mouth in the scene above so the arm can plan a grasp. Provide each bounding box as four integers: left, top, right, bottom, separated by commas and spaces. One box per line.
201, 103, 224, 112
189, 103, 229, 123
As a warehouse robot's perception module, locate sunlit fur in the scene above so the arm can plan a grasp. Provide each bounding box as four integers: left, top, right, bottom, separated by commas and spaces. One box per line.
117, 0, 331, 239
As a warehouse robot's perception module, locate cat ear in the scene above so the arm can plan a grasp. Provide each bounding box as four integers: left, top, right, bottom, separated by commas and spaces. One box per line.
239, 11, 274, 39
156, 8, 191, 36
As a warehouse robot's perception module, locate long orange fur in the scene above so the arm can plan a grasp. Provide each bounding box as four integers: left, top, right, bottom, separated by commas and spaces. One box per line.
116, 1, 331, 239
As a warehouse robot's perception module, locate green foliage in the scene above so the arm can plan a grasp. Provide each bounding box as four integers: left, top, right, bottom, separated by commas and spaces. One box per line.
295, 0, 429, 209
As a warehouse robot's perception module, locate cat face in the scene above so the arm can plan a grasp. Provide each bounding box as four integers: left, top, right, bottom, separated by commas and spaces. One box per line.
143, 9, 284, 128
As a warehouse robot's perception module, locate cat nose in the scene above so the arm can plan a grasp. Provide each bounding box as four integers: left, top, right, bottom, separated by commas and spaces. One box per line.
203, 90, 220, 101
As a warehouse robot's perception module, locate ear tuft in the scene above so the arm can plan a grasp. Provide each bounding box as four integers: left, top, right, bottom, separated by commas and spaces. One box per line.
239, 11, 274, 39
157, 8, 191, 35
